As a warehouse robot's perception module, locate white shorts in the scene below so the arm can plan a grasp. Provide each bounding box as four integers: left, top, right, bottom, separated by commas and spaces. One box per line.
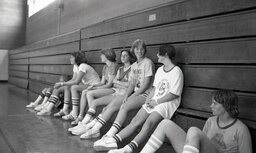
142, 100, 180, 119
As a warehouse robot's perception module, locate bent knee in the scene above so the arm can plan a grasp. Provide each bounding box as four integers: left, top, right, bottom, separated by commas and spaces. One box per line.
187, 127, 202, 139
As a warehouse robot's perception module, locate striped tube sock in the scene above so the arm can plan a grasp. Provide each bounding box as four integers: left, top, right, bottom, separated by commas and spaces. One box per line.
127, 141, 138, 151
182, 145, 199, 153
106, 122, 122, 136
45, 91, 51, 98
92, 116, 106, 130
48, 95, 59, 105
40, 91, 46, 99
72, 98, 80, 107
113, 134, 122, 143
140, 135, 163, 153
82, 108, 96, 124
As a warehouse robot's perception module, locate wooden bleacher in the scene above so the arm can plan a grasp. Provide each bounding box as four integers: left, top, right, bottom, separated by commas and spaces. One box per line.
8, 0, 256, 152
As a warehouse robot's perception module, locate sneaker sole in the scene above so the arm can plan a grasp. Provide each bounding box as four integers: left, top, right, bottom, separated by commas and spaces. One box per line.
93, 145, 117, 152
80, 133, 100, 139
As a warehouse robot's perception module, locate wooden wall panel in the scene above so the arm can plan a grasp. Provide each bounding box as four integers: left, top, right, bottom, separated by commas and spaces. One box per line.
8, 77, 28, 89
30, 65, 72, 75
81, 10, 256, 51
10, 42, 79, 59
29, 80, 51, 94
10, 30, 80, 55
9, 65, 28, 72
81, 0, 256, 39
9, 59, 28, 65
85, 38, 256, 64
183, 66, 256, 92
9, 70, 28, 79
181, 87, 256, 120
29, 72, 61, 84
29, 54, 70, 65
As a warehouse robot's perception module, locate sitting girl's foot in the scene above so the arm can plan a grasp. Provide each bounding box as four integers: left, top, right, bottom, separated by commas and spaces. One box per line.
62, 113, 77, 121
26, 102, 37, 108
54, 109, 68, 117
37, 109, 51, 116
34, 104, 44, 111
71, 115, 83, 126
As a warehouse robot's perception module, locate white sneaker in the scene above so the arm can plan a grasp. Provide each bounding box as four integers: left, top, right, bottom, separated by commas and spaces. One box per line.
26, 102, 37, 108
37, 109, 51, 116
93, 136, 117, 151
68, 121, 83, 132
71, 123, 90, 136
34, 104, 44, 111
80, 128, 100, 139
94, 134, 109, 146
108, 147, 132, 153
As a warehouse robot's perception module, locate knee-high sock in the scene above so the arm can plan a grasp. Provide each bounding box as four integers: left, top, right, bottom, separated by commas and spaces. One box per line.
82, 108, 96, 123
140, 135, 163, 153
106, 122, 122, 136
92, 116, 106, 131
182, 145, 199, 153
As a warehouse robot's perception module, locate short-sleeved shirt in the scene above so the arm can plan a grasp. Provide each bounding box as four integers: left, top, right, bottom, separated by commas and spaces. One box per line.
203, 116, 252, 153
112, 66, 131, 96
129, 57, 154, 92
73, 64, 100, 85
102, 62, 119, 83
143, 65, 183, 118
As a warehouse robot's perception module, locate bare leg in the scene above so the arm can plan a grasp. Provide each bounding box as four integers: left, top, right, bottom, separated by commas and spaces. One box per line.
118, 107, 149, 140
70, 84, 89, 116
86, 88, 115, 107
185, 127, 220, 153
132, 112, 163, 146
100, 95, 124, 121
140, 119, 186, 153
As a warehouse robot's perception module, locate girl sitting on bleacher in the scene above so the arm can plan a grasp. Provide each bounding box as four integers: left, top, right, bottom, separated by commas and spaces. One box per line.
98, 44, 184, 153
92, 39, 155, 150
140, 89, 252, 153
37, 51, 100, 116
26, 75, 68, 111
66, 48, 119, 123
69, 49, 134, 136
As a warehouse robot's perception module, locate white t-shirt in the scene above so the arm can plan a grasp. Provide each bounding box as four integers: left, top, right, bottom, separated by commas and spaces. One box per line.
203, 116, 252, 153
129, 57, 154, 92
142, 65, 183, 118
152, 65, 183, 104
73, 64, 100, 85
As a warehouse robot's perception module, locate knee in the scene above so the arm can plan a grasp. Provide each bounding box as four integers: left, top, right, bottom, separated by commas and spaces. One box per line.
186, 127, 202, 141
86, 90, 94, 98
81, 90, 87, 97
64, 85, 71, 91
119, 103, 129, 112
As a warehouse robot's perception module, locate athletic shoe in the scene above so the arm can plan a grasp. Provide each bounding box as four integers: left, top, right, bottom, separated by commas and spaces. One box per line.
93, 136, 117, 151
71, 123, 90, 136
80, 128, 100, 139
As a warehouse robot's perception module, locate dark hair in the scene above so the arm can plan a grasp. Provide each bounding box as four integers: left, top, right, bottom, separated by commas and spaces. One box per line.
130, 39, 147, 57
120, 49, 135, 64
158, 44, 176, 60
71, 51, 86, 66
212, 89, 239, 118
101, 48, 116, 62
